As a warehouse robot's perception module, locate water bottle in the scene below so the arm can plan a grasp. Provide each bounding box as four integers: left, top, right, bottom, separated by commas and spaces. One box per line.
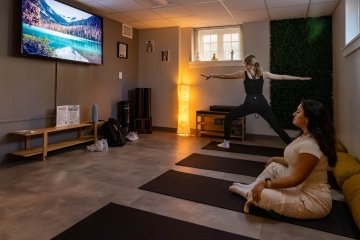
92, 104, 99, 123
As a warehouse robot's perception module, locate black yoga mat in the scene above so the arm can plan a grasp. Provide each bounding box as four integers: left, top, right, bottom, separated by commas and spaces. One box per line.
202, 141, 284, 157
140, 170, 360, 239
52, 202, 254, 240
176, 153, 340, 190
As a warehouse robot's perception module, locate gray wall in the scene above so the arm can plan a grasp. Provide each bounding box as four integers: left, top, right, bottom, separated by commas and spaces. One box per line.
0, 0, 139, 164
138, 27, 180, 128
333, 0, 360, 159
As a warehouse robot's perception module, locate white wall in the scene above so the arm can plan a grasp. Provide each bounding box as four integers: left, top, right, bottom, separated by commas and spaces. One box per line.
333, 0, 360, 158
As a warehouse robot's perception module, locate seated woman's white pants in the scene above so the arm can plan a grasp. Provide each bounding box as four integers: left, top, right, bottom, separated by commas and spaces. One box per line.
249, 162, 332, 219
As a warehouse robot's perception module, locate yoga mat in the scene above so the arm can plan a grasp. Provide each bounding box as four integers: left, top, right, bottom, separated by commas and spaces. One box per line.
202, 141, 284, 157
140, 170, 360, 239
52, 202, 254, 240
176, 153, 340, 190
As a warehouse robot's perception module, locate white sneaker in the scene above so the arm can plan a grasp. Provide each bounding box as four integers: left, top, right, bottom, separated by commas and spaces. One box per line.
101, 139, 109, 151
95, 140, 104, 152
217, 140, 230, 148
86, 144, 97, 152
133, 132, 139, 140
126, 132, 137, 142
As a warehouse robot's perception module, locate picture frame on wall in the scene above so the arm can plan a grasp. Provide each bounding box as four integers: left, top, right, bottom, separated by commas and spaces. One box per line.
146, 40, 154, 53
118, 42, 128, 59
161, 50, 169, 62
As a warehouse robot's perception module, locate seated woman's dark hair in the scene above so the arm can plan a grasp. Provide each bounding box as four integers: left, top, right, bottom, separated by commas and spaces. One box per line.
300, 99, 337, 166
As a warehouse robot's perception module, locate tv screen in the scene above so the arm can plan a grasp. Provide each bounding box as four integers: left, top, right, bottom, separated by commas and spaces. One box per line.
21, 0, 103, 65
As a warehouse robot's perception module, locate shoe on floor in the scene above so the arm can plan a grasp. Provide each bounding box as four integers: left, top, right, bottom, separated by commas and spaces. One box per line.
126, 132, 138, 142
101, 139, 109, 151
87, 139, 108, 152
217, 140, 230, 148
86, 144, 97, 152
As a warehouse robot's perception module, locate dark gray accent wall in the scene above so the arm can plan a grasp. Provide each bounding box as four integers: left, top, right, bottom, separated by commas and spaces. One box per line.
0, 0, 138, 164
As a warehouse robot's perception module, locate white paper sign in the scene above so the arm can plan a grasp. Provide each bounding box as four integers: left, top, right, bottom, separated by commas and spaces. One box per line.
56, 105, 80, 127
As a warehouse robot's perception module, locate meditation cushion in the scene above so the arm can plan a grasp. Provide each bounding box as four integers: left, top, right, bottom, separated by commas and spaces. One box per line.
333, 152, 360, 187
342, 174, 360, 229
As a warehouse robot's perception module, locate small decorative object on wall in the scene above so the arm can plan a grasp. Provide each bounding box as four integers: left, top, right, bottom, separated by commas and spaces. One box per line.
118, 42, 128, 59
161, 50, 169, 62
122, 24, 133, 39
146, 40, 154, 53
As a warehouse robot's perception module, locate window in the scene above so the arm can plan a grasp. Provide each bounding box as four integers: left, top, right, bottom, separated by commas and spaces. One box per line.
345, 0, 360, 44
193, 26, 243, 61
344, 0, 360, 56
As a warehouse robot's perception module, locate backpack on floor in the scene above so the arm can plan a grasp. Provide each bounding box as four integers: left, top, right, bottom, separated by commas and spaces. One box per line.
101, 118, 127, 147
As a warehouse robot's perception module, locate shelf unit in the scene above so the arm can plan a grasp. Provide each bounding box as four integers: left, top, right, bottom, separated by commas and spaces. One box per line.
196, 110, 245, 140
11, 121, 104, 160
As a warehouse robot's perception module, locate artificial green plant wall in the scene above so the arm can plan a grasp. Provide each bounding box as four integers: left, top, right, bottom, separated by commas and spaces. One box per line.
270, 16, 333, 129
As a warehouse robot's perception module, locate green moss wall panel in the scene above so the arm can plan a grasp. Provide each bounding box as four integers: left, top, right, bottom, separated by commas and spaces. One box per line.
270, 16, 333, 129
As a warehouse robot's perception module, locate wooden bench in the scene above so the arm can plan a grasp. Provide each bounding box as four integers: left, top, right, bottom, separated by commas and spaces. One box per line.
196, 110, 245, 140
11, 121, 104, 160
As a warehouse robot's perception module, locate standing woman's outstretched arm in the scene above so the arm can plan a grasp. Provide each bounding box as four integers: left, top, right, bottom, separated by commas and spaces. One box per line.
263, 71, 311, 81
201, 71, 246, 80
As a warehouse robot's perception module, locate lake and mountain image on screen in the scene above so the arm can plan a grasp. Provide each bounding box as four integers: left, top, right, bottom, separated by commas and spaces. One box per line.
21, 0, 103, 64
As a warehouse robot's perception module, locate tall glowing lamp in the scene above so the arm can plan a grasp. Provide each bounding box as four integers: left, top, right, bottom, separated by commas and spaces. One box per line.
177, 84, 190, 136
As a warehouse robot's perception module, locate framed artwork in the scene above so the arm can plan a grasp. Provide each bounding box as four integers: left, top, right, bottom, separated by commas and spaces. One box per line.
118, 42, 128, 59
161, 50, 169, 62
146, 40, 154, 53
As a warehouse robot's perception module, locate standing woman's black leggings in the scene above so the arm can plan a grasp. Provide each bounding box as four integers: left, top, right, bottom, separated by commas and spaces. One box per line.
224, 94, 292, 144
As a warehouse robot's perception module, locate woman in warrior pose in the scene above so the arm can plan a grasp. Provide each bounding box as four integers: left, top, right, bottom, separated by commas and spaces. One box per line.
229, 99, 337, 219
202, 54, 311, 147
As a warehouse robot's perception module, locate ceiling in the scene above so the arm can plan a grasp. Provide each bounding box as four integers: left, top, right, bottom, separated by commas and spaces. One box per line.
65, 0, 340, 29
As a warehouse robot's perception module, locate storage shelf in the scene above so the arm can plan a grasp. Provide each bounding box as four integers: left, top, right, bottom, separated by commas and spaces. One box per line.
11, 121, 104, 160
12, 136, 94, 158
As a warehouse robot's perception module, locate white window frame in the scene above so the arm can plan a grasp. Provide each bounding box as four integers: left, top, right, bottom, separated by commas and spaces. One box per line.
192, 25, 244, 62
344, 0, 360, 56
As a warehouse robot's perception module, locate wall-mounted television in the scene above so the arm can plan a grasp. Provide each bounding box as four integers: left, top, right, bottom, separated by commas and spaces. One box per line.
21, 0, 103, 65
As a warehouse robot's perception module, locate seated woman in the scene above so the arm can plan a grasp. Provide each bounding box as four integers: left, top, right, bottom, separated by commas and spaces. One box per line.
229, 99, 337, 219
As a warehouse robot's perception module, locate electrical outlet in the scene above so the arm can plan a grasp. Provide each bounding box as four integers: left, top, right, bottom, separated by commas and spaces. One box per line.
118, 72, 122, 79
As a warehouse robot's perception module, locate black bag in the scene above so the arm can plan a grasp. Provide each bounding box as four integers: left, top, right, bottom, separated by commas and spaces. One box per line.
101, 118, 127, 147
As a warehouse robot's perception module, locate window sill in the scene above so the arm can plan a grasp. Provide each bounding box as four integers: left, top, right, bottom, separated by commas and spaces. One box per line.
343, 33, 360, 57
189, 60, 243, 68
